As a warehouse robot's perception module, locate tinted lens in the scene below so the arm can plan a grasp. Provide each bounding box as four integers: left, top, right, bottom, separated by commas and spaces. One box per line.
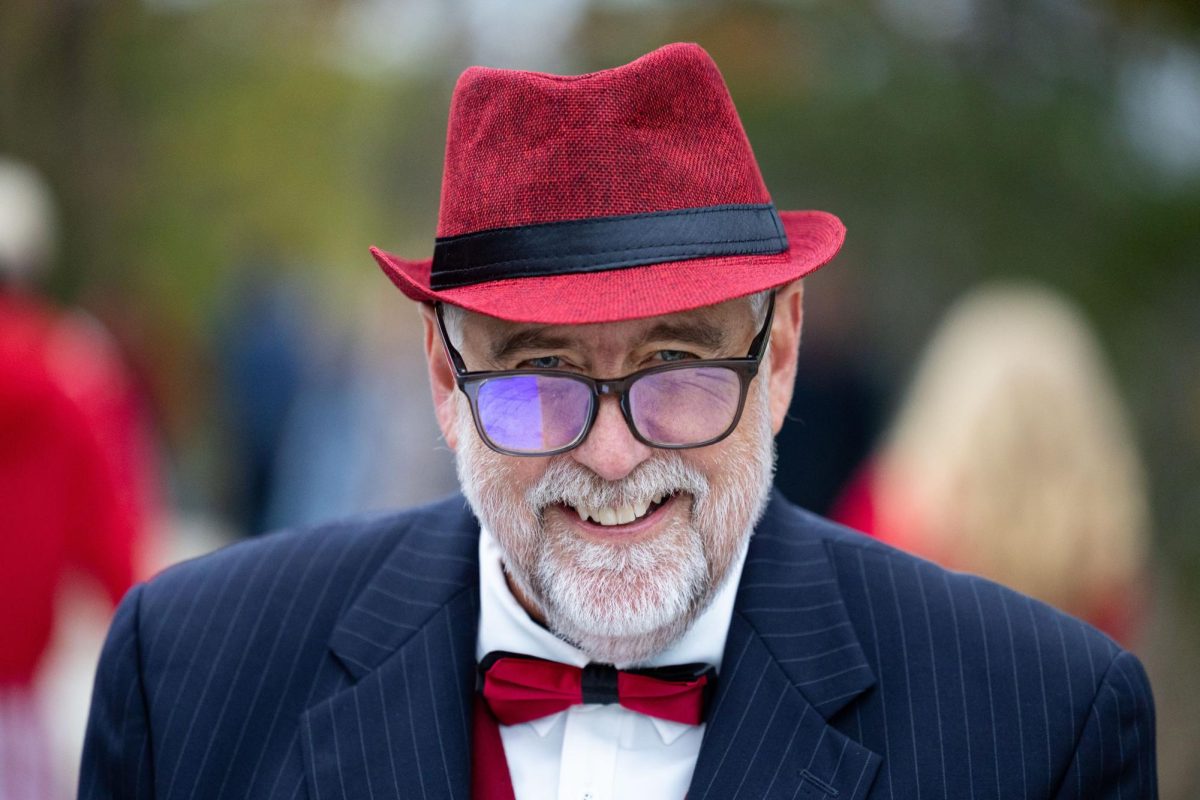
474, 374, 592, 454
628, 366, 743, 446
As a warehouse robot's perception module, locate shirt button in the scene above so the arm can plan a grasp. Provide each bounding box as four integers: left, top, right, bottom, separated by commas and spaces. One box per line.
582, 794, 593, 800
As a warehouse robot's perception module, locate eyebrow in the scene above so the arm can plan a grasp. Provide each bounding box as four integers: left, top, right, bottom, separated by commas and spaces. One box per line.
636, 320, 730, 353
489, 329, 575, 363
487, 317, 732, 364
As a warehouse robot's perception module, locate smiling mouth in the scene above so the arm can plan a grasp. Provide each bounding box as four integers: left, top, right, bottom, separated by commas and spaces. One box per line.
564, 492, 675, 527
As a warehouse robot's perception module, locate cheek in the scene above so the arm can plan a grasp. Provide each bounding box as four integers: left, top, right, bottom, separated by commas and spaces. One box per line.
506, 460, 552, 495
696, 386, 769, 470
678, 448, 722, 485
461, 416, 552, 498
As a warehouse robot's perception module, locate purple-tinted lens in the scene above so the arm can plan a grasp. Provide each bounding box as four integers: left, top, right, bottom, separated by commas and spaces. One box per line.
628, 366, 742, 445
475, 374, 592, 454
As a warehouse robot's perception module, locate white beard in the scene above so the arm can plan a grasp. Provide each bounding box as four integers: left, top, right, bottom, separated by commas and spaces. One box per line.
454, 386, 776, 666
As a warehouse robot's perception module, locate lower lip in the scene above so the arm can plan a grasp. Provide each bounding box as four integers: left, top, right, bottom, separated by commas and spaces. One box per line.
557, 494, 680, 539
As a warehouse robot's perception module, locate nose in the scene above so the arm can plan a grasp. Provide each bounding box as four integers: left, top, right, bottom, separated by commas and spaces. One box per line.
570, 396, 653, 482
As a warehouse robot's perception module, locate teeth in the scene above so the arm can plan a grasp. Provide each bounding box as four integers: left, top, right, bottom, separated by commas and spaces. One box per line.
569, 494, 671, 527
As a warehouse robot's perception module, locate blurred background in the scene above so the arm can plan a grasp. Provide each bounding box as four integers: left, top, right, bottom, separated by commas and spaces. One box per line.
1, 0, 1197, 796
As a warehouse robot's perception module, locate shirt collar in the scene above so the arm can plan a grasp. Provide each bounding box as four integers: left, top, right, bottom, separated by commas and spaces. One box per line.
476, 525, 748, 745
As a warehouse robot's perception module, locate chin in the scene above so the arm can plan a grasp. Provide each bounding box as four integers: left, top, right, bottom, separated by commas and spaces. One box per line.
555, 615, 699, 667
529, 513, 712, 664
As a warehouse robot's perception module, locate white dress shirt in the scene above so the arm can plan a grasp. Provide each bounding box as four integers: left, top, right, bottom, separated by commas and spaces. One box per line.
476, 528, 748, 800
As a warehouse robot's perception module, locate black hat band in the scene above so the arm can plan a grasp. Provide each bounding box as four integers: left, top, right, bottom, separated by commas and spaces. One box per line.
430, 203, 788, 290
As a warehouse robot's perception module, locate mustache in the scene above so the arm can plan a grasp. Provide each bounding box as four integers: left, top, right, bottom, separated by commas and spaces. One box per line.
525, 454, 709, 514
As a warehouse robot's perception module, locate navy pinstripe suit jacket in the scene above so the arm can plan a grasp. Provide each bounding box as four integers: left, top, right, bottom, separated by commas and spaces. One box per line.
80, 491, 1156, 799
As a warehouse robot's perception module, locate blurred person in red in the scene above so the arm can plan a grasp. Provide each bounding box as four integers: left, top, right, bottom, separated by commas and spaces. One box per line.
832, 282, 1150, 644
0, 158, 158, 798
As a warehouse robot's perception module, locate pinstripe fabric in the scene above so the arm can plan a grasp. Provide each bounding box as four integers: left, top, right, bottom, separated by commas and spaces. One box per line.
80, 498, 479, 800
80, 491, 1156, 799
792, 498, 1156, 800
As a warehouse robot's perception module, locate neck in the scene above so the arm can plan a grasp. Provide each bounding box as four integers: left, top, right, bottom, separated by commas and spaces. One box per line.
501, 561, 549, 626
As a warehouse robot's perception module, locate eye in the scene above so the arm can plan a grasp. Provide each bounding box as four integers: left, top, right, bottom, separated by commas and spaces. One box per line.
656, 349, 694, 363
524, 355, 562, 369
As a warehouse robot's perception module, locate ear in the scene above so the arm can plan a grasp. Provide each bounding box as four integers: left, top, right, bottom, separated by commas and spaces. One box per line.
764, 281, 804, 435
419, 303, 460, 451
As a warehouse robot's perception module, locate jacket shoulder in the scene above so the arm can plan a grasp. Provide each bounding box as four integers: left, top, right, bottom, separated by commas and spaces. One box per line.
767, 494, 1129, 693
134, 494, 475, 663
86, 494, 478, 795
763, 496, 1156, 795
147, 495, 459, 591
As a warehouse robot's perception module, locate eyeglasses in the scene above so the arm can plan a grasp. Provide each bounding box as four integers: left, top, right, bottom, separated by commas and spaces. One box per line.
435, 293, 775, 457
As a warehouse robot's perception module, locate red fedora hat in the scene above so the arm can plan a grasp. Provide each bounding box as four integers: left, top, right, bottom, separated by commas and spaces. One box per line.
371, 42, 845, 324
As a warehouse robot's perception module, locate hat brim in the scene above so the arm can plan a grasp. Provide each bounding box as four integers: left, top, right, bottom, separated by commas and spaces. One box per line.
370, 209, 844, 324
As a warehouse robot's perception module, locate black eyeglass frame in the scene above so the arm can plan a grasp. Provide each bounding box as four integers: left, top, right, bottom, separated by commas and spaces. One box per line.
434, 292, 776, 457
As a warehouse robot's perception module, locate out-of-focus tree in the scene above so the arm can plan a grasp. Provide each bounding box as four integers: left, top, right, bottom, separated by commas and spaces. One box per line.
0, 0, 447, 493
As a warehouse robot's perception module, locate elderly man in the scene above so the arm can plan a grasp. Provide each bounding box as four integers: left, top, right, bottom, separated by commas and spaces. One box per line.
81, 44, 1155, 799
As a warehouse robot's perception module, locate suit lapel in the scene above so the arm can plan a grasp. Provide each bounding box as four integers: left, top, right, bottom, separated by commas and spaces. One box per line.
301, 497, 481, 800
688, 492, 882, 799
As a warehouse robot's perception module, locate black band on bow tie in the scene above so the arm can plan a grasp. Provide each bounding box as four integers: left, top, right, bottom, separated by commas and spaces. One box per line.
580, 663, 620, 705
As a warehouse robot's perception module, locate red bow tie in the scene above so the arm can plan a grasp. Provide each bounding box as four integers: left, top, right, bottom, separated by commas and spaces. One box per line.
478, 651, 716, 727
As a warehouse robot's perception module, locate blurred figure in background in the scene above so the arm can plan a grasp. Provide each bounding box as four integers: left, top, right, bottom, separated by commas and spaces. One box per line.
0, 158, 158, 799
265, 281, 457, 530
774, 266, 883, 515
212, 263, 308, 537
833, 282, 1151, 645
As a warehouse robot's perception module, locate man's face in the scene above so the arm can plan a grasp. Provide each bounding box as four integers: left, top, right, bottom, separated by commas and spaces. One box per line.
422, 286, 804, 665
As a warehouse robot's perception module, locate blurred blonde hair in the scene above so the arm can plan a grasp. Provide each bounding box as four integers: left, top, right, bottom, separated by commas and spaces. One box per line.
0, 158, 58, 284
876, 283, 1149, 621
